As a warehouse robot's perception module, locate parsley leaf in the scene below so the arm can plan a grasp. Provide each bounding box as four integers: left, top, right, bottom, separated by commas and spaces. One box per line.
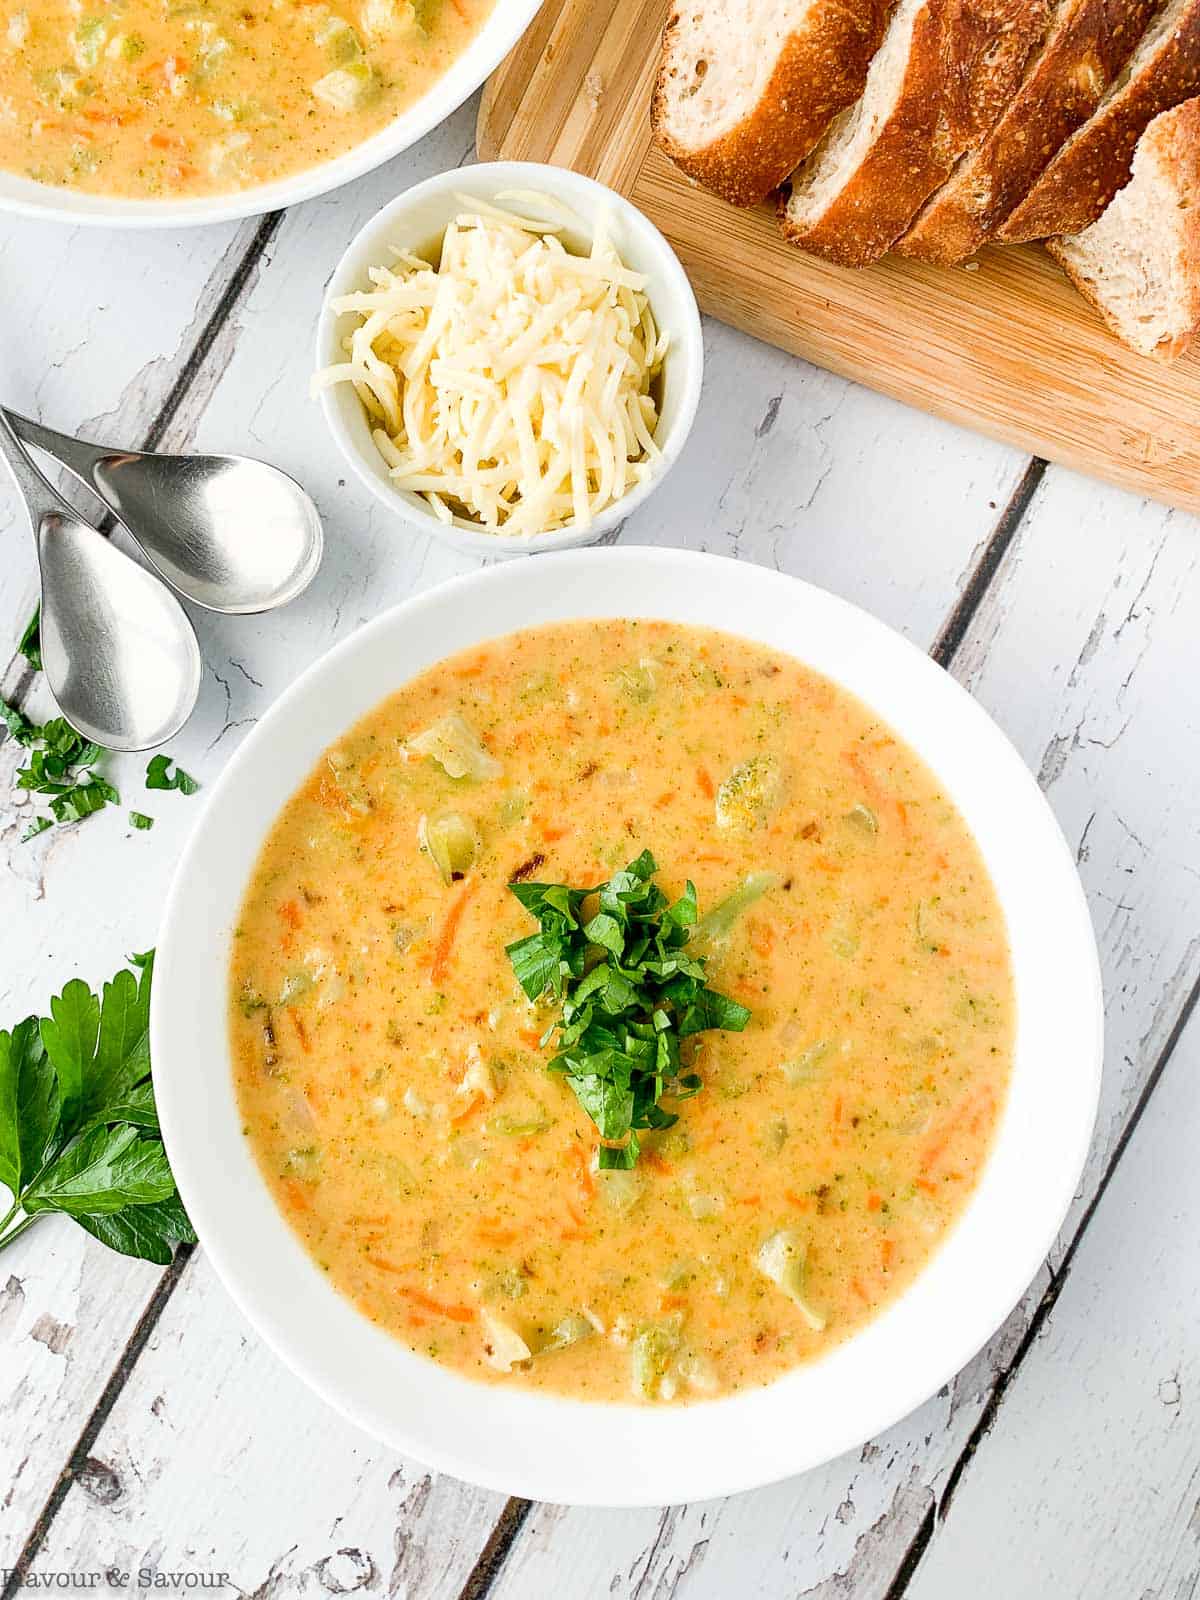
0, 698, 39, 747
145, 755, 199, 795
129, 811, 154, 831
0, 952, 192, 1264
23, 1123, 173, 1215
0, 1019, 59, 1198
50, 776, 118, 824
74, 1196, 195, 1267
18, 608, 42, 673
506, 852, 751, 1168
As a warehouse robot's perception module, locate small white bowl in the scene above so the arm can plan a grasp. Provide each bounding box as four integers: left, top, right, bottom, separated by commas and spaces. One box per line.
0, 0, 543, 228
152, 548, 1103, 1507
315, 161, 705, 556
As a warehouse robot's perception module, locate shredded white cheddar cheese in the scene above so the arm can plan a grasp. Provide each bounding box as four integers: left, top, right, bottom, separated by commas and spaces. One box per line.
314, 193, 668, 537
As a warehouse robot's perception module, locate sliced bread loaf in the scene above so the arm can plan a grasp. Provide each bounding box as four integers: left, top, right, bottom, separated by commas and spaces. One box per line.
999, 0, 1200, 239
1048, 95, 1200, 359
777, 0, 1051, 266
651, 0, 895, 206
897, 0, 1159, 264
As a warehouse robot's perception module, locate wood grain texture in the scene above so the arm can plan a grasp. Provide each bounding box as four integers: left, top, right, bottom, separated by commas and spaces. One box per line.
478, 0, 1200, 515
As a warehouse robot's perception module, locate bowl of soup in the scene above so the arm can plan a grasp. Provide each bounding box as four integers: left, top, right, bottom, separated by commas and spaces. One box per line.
151, 547, 1102, 1505
0, 0, 543, 226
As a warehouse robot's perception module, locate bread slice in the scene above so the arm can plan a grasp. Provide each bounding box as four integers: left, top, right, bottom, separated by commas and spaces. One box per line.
777, 0, 1051, 266
898, 0, 1159, 264
949, 0, 1057, 154
651, 0, 895, 207
1048, 95, 1200, 358
999, 0, 1200, 239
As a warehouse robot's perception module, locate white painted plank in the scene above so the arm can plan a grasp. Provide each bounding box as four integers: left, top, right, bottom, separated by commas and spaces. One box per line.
903, 1017, 1200, 1600
951, 471, 1200, 1254
0, 98, 1032, 1579
0, 212, 274, 1549
485, 473, 1200, 1598
615, 366, 1025, 649
26, 1250, 507, 1599
0, 1219, 163, 1547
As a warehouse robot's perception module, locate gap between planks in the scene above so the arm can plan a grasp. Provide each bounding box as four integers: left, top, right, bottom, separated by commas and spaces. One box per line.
0, 1248, 194, 1600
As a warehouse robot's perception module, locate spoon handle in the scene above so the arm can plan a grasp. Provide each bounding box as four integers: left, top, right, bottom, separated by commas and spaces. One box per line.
0, 407, 79, 530
3, 407, 111, 492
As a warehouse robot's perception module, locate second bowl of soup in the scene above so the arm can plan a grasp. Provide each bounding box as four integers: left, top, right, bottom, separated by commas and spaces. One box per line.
0, 0, 543, 224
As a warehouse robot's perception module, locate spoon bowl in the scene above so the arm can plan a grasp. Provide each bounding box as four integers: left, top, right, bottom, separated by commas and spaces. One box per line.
37, 509, 203, 750
0, 412, 201, 752
8, 411, 323, 614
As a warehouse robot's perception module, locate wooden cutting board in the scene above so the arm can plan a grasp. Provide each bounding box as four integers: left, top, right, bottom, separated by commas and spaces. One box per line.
478, 0, 1200, 514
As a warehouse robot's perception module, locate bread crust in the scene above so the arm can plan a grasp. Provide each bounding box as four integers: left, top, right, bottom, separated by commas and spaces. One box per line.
651, 0, 894, 207
777, 0, 1045, 266
998, 0, 1200, 239
1047, 95, 1200, 359
777, 0, 956, 265
954, 0, 1055, 149
897, 0, 1158, 264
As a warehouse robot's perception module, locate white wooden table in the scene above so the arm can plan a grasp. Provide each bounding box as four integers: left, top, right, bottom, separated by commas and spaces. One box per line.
1, 96, 1197, 1600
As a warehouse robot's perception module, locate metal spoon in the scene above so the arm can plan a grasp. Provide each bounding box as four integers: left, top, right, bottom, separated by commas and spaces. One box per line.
5, 408, 323, 615
0, 410, 201, 752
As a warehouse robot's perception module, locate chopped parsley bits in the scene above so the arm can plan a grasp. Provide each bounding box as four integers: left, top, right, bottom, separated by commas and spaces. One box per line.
506, 850, 750, 1169
145, 754, 200, 795
1, 699, 119, 841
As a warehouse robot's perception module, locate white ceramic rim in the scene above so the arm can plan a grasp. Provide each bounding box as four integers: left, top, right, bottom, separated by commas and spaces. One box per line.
0, 0, 543, 228
152, 547, 1103, 1507
315, 161, 705, 557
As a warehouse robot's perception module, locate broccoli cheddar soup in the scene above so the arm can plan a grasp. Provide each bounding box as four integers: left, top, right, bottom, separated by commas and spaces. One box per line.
0, 0, 491, 200
230, 621, 1013, 1404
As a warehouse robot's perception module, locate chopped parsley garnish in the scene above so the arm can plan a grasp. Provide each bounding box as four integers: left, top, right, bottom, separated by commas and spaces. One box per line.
505, 850, 750, 1169
145, 754, 199, 795
0, 699, 119, 842
0, 951, 194, 1264
129, 811, 155, 831
0, 697, 39, 746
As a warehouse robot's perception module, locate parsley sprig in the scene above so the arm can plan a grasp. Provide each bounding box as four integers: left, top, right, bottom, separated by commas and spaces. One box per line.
506, 850, 751, 1169
0, 951, 194, 1264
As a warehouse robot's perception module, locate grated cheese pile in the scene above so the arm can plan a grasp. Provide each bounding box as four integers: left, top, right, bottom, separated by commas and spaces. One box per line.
314, 194, 668, 536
